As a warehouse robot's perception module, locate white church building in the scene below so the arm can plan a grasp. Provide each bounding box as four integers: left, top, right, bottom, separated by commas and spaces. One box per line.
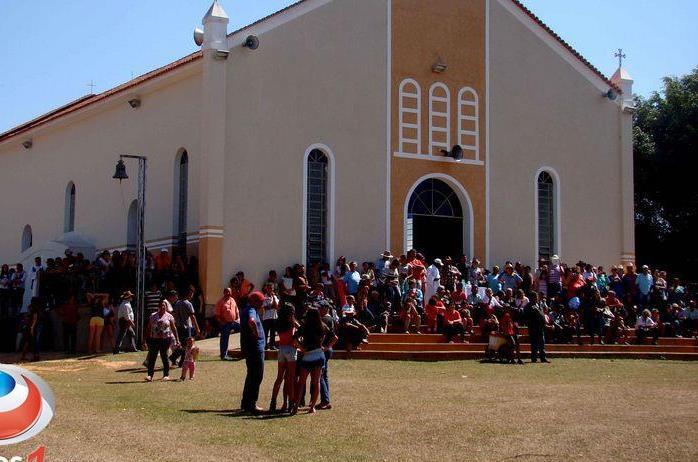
0, 0, 635, 307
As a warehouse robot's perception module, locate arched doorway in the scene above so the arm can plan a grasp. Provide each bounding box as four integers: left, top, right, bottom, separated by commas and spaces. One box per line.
406, 178, 468, 261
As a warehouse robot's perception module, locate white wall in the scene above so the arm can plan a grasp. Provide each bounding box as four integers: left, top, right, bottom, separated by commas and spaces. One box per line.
222, 0, 389, 285
488, 0, 625, 268
0, 69, 203, 263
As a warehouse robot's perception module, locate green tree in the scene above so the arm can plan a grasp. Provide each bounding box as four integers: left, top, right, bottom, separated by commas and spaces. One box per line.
634, 66, 698, 279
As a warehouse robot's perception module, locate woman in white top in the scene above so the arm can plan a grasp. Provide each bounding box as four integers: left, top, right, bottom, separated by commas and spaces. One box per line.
280, 266, 296, 306
262, 282, 280, 350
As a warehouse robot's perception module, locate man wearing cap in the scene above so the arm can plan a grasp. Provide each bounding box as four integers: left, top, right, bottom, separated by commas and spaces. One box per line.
425, 259, 443, 305
240, 291, 266, 414
375, 251, 393, 282
114, 291, 137, 354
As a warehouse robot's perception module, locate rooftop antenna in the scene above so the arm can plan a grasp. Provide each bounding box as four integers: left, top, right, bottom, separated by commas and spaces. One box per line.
87, 80, 96, 94
614, 48, 626, 68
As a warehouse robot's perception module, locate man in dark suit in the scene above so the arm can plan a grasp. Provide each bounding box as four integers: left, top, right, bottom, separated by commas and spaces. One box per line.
525, 292, 550, 363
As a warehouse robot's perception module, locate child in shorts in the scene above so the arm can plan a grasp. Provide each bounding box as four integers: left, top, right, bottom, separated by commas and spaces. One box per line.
179, 337, 199, 381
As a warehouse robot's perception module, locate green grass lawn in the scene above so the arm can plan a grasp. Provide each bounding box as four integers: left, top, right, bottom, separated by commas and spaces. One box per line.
8, 343, 698, 462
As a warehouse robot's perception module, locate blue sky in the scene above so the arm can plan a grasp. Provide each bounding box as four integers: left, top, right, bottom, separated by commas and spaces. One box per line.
0, 0, 696, 133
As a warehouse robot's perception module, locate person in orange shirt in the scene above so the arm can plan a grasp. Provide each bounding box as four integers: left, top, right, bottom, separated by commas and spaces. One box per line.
406, 249, 426, 290
401, 297, 422, 334
499, 312, 524, 364
424, 296, 445, 333
155, 248, 171, 271
230, 272, 255, 306
443, 302, 465, 343
215, 288, 240, 361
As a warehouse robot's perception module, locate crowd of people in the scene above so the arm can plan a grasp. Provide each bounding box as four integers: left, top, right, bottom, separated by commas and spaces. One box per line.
4, 245, 697, 413
3, 247, 201, 361
160, 250, 694, 415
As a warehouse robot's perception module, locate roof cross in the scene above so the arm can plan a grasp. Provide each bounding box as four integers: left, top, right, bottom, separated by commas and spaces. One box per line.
614, 48, 626, 68
87, 80, 96, 94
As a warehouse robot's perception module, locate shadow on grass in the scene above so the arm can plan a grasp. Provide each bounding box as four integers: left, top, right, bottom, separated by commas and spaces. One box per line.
181, 409, 294, 420
104, 380, 151, 384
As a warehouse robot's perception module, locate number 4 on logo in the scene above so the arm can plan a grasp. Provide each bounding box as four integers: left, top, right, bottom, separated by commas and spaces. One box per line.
28, 446, 45, 462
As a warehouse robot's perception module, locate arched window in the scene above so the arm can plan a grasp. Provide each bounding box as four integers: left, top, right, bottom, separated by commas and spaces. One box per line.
398, 79, 421, 154
305, 149, 329, 265
175, 150, 189, 254
429, 82, 450, 156
537, 171, 556, 260
127, 199, 138, 251
457, 87, 479, 160
21, 225, 33, 252
64, 182, 76, 232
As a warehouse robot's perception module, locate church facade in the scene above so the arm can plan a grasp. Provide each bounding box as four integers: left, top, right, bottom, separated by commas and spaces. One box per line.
0, 0, 635, 306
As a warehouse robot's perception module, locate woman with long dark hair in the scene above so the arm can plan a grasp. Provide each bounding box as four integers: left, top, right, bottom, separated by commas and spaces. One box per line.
292, 308, 336, 414
269, 303, 299, 412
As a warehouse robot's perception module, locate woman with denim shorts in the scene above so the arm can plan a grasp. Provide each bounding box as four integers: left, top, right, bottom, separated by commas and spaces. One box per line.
292, 308, 337, 415
269, 303, 299, 412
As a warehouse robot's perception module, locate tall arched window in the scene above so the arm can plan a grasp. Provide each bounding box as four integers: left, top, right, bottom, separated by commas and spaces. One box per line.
457, 87, 479, 160
305, 149, 329, 265
127, 199, 138, 251
537, 171, 556, 260
175, 150, 189, 255
64, 182, 76, 232
398, 79, 421, 154
21, 225, 33, 252
429, 82, 450, 156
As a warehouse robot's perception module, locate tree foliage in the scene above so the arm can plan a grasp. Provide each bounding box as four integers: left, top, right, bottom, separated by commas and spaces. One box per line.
634, 67, 698, 278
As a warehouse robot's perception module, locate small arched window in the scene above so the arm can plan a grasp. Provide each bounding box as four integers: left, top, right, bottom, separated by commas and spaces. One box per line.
306, 149, 329, 265
429, 82, 450, 156
537, 171, 556, 260
64, 182, 76, 232
176, 150, 189, 254
458, 87, 479, 160
21, 225, 33, 252
398, 79, 421, 154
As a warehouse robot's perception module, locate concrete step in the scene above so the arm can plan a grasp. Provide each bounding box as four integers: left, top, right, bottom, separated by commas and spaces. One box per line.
368, 333, 698, 346
361, 342, 698, 353
230, 347, 698, 361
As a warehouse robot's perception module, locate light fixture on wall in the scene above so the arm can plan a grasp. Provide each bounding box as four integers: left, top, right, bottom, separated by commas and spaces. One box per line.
128, 97, 141, 108
242, 35, 259, 50
214, 49, 229, 60
432, 58, 447, 74
602, 89, 617, 101
440, 145, 463, 161
22, 139, 33, 150
193, 27, 204, 47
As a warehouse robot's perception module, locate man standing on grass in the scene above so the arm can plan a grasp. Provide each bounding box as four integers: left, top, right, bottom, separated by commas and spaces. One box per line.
114, 291, 137, 353
240, 291, 266, 414
525, 292, 550, 363
216, 287, 240, 360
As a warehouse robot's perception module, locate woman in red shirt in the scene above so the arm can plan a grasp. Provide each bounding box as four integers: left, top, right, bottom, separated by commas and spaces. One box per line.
499, 312, 524, 364
443, 303, 465, 343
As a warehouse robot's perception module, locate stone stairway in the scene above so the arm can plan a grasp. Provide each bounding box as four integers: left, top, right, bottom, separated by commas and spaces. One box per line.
231, 326, 698, 361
